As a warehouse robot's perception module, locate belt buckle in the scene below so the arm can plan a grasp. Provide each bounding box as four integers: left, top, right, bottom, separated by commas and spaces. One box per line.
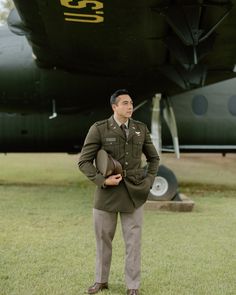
123, 170, 127, 177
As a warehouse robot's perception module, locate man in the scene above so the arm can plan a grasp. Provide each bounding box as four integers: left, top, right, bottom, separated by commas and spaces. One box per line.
78, 89, 159, 295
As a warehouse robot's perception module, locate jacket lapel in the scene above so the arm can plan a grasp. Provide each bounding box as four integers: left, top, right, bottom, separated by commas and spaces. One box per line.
107, 116, 126, 139
127, 119, 139, 141
107, 117, 140, 141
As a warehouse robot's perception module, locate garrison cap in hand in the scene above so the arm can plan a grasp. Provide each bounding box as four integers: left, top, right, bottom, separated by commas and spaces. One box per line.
96, 149, 122, 177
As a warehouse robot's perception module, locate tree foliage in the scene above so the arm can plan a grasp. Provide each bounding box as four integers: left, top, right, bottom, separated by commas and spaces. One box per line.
0, 0, 14, 24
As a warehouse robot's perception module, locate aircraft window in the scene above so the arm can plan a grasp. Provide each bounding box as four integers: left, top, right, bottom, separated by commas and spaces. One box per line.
192, 95, 208, 116
228, 95, 236, 116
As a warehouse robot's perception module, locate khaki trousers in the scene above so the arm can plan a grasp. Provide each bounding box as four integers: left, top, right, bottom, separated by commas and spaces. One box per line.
93, 206, 143, 290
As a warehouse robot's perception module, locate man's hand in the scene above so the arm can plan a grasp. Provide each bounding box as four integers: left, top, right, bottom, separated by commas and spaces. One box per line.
104, 174, 122, 186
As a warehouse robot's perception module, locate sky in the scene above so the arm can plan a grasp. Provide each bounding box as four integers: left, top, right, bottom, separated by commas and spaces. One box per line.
0, 0, 10, 25
0, 0, 12, 12
0, 1, 4, 25
0, 1, 3, 26
0, 0, 14, 8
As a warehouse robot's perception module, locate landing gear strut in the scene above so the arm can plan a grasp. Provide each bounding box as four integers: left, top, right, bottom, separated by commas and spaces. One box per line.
150, 94, 180, 201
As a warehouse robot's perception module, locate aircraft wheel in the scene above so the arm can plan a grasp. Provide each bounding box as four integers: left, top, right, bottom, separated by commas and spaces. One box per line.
148, 165, 178, 201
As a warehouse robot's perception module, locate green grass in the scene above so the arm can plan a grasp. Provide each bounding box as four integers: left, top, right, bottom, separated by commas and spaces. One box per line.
162, 153, 236, 190
0, 154, 236, 295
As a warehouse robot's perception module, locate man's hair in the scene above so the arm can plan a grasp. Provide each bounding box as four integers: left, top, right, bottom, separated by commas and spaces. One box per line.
110, 89, 130, 106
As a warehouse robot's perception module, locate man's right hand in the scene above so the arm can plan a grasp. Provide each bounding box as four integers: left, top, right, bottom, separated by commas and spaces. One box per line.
104, 174, 122, 186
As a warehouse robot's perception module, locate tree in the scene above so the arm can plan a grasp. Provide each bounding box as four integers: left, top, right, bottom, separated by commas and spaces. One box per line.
0, 0, 14, 24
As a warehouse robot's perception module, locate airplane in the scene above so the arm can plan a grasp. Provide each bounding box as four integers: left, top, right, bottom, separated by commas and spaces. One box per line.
1, 0, 236, 201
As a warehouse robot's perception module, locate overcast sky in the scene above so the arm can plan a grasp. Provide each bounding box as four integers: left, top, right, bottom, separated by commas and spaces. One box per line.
0, 0, 12, 11
0, 0, 11, 25
0, 1, 4, 26
0, 0, 6, 13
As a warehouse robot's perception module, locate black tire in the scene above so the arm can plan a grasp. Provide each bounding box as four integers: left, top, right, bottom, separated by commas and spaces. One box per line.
148, 165, 178, 201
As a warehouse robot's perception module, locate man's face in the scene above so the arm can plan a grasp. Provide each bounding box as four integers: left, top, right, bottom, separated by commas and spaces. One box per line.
112, 94, 133, 120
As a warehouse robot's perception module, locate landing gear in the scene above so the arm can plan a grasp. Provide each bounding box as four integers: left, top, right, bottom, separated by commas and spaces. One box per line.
148, 165, 178, 201
149, 94, 180, 201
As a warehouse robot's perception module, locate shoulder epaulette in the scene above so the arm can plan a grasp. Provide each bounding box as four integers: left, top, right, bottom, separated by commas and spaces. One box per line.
131, 119, 146, 126
94, 119, 107, 126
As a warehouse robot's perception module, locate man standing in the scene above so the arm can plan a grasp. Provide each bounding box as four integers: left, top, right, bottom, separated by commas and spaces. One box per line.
78, 89, 159, 295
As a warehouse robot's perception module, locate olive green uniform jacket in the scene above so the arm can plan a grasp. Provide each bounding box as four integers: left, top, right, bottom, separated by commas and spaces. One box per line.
78, 116, 159, 212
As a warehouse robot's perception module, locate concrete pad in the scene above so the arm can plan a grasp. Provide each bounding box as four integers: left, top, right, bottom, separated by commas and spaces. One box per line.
144, 194, 194, 212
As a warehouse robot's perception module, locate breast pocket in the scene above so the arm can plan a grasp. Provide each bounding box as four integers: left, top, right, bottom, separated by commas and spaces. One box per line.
102, 138, 120, 158
132, 137, 144, 158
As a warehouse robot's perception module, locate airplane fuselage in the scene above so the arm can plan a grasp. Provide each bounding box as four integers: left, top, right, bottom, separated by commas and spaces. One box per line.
1, 27, 236, 153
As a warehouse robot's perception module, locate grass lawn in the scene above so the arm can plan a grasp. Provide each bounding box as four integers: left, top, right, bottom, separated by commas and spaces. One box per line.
0, 153, 236, 295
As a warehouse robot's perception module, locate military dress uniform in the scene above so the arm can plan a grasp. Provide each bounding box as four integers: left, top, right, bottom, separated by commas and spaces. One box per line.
78, 115, 159, 291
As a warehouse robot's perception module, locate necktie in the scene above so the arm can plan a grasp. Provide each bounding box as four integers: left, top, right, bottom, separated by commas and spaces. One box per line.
120, 124, 127, 139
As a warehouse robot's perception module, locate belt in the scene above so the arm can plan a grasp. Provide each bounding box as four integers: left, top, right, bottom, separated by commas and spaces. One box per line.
122, 169, 136, 177
122, 169, 144, 178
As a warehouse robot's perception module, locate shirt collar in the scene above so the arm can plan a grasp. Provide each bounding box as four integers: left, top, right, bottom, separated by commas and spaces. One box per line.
113, 116, 129, 128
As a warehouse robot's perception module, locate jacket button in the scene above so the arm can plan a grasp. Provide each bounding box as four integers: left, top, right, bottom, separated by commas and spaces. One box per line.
125, 162, 128, 165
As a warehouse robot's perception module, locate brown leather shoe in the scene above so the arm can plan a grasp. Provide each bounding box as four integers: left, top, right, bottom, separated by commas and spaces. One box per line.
87, 282, 108, 294
127, 289, 139, 295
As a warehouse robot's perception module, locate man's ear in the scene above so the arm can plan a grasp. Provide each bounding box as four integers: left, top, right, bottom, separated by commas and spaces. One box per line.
111, 104, 116, 112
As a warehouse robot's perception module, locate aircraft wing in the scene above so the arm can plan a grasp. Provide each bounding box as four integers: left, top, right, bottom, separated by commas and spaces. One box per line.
1, 0, 236, 161
8, 0, 236, 95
